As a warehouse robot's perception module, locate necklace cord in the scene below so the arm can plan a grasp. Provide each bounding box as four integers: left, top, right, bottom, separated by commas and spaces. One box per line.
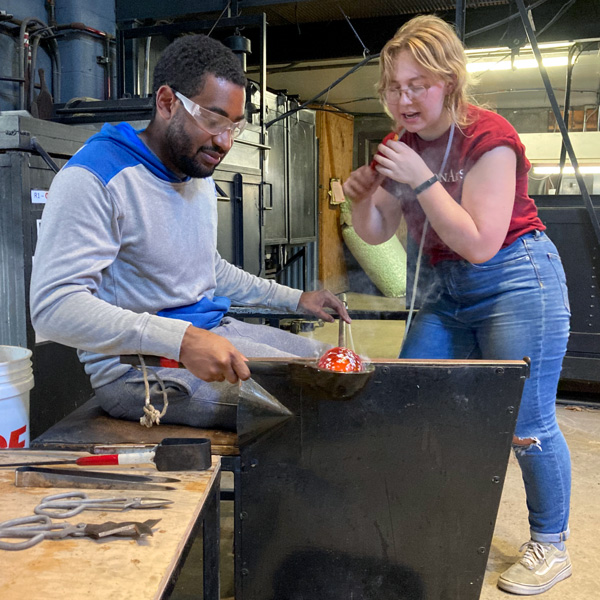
402, 123, 456, 346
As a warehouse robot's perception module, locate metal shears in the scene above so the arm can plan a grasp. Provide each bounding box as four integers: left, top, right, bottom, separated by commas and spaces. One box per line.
0, 514, 161, 551
33, 491, 173, 518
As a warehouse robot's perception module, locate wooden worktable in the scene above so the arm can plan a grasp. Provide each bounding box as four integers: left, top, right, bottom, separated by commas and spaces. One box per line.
0, 449, 220, 600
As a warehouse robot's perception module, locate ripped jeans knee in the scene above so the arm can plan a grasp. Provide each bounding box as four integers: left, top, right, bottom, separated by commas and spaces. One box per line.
512, 435, 542, 457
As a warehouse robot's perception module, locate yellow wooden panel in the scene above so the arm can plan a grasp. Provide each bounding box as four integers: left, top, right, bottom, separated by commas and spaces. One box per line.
315, 108, 354, 293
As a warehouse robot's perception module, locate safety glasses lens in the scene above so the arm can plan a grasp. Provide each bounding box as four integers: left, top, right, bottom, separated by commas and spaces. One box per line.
175, 91, 245, 138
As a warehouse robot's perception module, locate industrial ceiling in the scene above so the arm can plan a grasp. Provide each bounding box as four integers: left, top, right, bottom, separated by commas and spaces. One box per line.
116, 0, 600, 118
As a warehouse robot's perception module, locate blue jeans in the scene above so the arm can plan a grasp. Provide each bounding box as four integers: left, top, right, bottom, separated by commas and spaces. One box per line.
400, 231, 571, 543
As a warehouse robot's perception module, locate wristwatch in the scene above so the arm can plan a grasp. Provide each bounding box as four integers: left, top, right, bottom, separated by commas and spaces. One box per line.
413, 174, 439, 195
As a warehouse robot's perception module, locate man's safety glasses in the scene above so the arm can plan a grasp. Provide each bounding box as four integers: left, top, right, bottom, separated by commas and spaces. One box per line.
173, 89, 247, 139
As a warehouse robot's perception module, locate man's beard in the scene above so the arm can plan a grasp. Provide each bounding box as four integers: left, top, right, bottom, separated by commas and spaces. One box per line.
165, 117, 220, 179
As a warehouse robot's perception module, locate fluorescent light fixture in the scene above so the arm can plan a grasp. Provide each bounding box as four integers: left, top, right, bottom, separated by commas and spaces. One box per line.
465, 42, 573, 55
533, 165, 600, 175
467, 56, 568, 73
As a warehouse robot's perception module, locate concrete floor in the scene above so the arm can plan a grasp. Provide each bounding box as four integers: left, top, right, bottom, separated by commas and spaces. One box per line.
172, 297, 600, 598
480, 404, 600, 599
174, 405, 600, 600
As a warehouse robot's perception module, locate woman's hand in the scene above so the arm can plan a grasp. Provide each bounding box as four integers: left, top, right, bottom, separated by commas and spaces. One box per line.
372, 139, 433, 189
342, 165, 384, 204
342, 163, 403, 246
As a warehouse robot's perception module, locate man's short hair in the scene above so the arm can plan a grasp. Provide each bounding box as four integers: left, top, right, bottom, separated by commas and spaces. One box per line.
152, 34, 247, 100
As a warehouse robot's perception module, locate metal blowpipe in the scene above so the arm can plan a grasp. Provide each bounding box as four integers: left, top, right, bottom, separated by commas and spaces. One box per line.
338, 293, 349, 348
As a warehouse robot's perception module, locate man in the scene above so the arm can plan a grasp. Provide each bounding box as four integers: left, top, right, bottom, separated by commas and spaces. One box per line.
30, 34, 349, 430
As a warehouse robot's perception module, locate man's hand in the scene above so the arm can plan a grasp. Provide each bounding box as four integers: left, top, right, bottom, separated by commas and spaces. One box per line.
298, 290, 351, 324
179, 325, 250, 383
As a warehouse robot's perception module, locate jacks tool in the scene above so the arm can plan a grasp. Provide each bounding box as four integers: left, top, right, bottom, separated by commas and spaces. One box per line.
14, 466, 180, 491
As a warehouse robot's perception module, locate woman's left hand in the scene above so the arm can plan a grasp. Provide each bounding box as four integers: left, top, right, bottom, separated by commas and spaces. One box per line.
372, 139, 433, 189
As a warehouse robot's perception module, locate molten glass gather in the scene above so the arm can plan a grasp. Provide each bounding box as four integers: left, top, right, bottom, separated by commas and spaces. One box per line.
317, 347, 363, 372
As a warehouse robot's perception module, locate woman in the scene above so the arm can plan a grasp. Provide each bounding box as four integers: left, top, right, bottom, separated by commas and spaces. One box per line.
343, 15, 572, 596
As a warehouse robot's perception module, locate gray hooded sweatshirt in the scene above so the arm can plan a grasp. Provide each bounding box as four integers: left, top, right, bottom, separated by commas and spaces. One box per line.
30, 122, 301, 388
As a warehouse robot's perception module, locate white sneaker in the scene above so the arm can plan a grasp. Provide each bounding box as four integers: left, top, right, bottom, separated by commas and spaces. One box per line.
497, 540, 572, 595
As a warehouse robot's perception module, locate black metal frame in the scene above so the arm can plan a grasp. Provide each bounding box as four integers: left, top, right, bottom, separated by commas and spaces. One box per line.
233, 359, 528, 600
221, 455, 244, 600
161, 470, 221, 599
455, 0, 467, 40
534, 194, 600, 382
513, 0, 600, 244
509, 0, 600, 383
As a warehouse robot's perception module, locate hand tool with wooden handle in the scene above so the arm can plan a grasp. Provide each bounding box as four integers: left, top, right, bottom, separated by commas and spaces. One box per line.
14, 466, 179, 491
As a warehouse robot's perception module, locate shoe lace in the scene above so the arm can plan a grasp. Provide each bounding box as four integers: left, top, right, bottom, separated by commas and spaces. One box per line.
519, 541, 547, 570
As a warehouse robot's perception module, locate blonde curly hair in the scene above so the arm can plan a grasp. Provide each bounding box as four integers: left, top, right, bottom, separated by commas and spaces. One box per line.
378, 15, 473, 128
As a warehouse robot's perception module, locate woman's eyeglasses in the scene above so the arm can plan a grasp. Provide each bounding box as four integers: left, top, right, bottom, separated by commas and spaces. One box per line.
384, 85, 429, 104
173, 89, 247, 138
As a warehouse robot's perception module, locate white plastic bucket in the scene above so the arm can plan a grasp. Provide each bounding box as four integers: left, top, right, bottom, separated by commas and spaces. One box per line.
0, 345, 34, 448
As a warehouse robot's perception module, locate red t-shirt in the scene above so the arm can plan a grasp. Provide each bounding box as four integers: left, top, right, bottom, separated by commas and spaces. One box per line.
381, 105, 544, 264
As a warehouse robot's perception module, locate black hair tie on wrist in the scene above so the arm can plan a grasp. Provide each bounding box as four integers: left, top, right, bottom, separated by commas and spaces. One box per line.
413, 174, 438, 195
